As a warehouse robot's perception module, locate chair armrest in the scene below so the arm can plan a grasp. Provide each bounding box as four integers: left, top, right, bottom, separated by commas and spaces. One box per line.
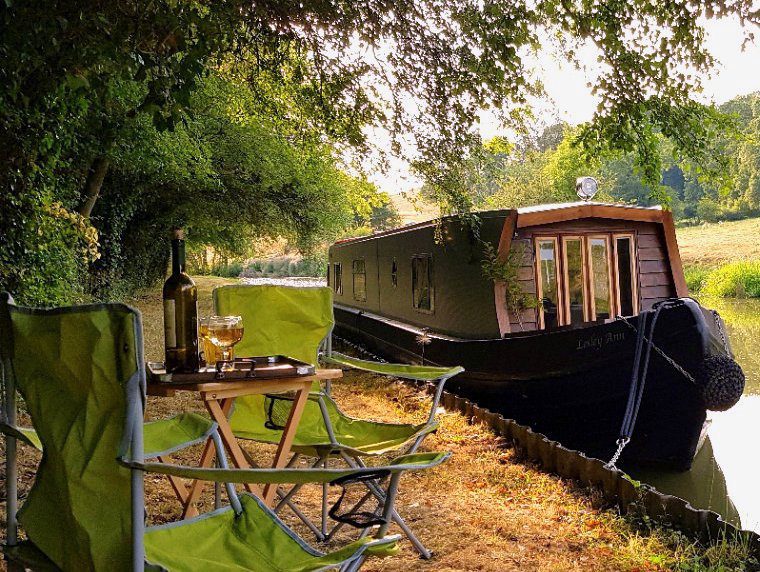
118, 451, 451, 485
324, 352, 464, 382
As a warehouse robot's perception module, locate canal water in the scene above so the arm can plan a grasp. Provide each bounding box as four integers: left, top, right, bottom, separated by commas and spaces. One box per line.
631, 298, 760, 533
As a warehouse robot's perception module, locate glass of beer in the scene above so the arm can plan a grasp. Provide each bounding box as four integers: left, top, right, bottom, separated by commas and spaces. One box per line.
203, 315, 244, 371
199, 316, 220, 369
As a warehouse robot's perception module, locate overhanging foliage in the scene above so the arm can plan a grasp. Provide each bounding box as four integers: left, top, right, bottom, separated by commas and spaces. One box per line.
2, 1, 759, 303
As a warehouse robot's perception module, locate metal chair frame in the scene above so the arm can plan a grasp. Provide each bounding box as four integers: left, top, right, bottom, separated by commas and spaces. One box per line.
268, 328, 460, 559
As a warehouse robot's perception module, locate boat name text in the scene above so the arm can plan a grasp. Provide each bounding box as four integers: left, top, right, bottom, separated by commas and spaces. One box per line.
576, 331, 625, 351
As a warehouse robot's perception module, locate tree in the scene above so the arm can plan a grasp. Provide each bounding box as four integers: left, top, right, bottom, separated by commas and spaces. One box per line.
89, 71, 371, 297
3, 1, 760, 302
474, 126, 605, 209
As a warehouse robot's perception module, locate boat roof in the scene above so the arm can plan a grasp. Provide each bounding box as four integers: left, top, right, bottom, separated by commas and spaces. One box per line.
333, 201, 667, 246
514, 201, 666, 228
516, 201, 662, 214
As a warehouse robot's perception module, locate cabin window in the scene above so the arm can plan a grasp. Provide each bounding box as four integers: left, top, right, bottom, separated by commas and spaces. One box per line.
412, 254, 433, 312
352, 259, 366, 301
562, 237, 587, 325
536, 238, 561, 329
589, 236, 613, 321
614, 235, 638, 316
391, 258, 398, 288
333, 263, 343, 295
535, 233, 638, 329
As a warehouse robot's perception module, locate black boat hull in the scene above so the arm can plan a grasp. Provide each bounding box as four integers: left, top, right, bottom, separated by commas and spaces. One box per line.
334, 299, 727, 471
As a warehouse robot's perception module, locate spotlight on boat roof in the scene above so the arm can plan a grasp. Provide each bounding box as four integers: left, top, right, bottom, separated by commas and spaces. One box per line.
576, 176, 598, 202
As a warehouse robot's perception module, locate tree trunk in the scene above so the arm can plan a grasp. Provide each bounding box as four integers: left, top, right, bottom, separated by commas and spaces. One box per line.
78, 156, 111, 218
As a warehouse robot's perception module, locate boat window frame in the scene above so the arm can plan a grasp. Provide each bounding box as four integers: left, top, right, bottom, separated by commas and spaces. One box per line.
587, 234, 615, 322
534, 236, 563, 329
411, 253, 434, 314
533, 230, 640, 330
352, 258, 366, 302
333, 262, 343, 295
560, 235, 589, 325
612, 233, 639, 316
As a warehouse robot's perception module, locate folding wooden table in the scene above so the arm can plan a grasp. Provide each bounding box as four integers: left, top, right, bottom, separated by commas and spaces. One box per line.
147, 368, 342, 518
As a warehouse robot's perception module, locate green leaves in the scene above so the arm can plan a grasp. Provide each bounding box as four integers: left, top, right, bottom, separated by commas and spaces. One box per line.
3, 0, 760, 303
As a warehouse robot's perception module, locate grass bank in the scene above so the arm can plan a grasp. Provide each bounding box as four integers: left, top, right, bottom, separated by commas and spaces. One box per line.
677, 217, 760, 298
130, 277, 760, 570
1, 276, 756, 570
676, 218, 760, 267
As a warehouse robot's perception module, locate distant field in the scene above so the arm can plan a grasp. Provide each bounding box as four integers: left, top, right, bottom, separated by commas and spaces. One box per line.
388, 198, 760, 268
676, 217, 760, 267
390, 192, 439, 224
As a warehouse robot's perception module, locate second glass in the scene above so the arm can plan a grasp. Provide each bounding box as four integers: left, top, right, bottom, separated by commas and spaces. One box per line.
200, 315, 244, 371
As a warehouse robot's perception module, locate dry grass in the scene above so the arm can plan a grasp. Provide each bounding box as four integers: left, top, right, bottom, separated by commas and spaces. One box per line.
677, 218, 760, 267
2, 276, 749, 571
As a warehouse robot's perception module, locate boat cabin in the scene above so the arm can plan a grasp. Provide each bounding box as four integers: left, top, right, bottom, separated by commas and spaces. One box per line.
328, 202, 687, 339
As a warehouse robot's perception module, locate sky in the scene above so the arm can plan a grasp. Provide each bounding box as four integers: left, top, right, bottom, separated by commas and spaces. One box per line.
372, 16, 760, 195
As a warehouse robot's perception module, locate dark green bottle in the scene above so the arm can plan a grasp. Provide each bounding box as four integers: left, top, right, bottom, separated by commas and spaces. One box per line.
163, 228, 199, 372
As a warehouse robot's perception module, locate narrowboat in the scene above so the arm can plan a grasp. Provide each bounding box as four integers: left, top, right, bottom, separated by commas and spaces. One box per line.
328, 199, 745, 471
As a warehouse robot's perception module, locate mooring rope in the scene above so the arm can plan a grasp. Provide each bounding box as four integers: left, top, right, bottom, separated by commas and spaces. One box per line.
607, 299, 690, 469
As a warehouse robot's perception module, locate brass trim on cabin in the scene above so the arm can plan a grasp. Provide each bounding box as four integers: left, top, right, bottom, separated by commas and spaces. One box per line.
586, 234, 614, 322
534, 230, 640, 329
534, 237, 561, 329
561, 236, 589, 325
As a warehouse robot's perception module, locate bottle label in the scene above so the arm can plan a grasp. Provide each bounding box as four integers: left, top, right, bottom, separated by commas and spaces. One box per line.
163, 299, 177, 348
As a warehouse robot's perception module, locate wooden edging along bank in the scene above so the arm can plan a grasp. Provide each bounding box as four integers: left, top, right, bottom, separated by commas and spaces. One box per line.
435, 389, 760, 552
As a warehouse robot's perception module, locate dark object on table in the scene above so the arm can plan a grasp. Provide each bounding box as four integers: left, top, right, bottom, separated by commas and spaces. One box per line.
148, 355, 315, 383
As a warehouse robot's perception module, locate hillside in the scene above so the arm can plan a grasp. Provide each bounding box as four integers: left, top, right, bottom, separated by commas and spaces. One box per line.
387, 197, 760, 269
676, 217, 760, 267
390, 192, 439, 224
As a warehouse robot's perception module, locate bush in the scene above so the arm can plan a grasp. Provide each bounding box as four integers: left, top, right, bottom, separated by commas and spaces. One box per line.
210, 261, 244, 278
702, 261, 760, 298
0, 199, 100, 305
241, 255, 327, 278
684, 266, 711, 294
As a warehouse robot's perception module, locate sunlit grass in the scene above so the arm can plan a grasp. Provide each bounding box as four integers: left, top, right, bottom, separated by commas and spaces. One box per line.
701, 262, 760, 298
677, 218, 760, 267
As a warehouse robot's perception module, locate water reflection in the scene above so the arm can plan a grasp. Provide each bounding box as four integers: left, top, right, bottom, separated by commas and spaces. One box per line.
629, 297, 760, 533
634, 436, 741, 528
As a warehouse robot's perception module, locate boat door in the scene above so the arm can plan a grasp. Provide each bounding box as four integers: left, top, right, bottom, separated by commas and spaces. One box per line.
535, 234, 638, 329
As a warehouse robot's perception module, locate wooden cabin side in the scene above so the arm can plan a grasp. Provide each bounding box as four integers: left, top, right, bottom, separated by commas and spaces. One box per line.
329, 213, 507, 338
501, 209, 686, 334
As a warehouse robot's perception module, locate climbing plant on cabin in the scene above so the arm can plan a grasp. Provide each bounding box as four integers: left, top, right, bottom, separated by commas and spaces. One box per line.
480, 242, 538, 331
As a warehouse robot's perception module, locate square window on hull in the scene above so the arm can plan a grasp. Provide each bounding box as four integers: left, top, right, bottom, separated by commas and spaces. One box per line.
333, 263, 343, 295
352, 259, 366, 301
412, 255, 433, 312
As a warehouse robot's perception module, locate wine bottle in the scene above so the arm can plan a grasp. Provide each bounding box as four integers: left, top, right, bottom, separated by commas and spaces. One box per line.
163, 228, 200, 372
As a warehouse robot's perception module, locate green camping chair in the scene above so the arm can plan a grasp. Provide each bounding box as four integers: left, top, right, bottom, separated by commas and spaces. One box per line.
213, 284, 463, 558
0, 294, 450, 572
0, 298, 219, 511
